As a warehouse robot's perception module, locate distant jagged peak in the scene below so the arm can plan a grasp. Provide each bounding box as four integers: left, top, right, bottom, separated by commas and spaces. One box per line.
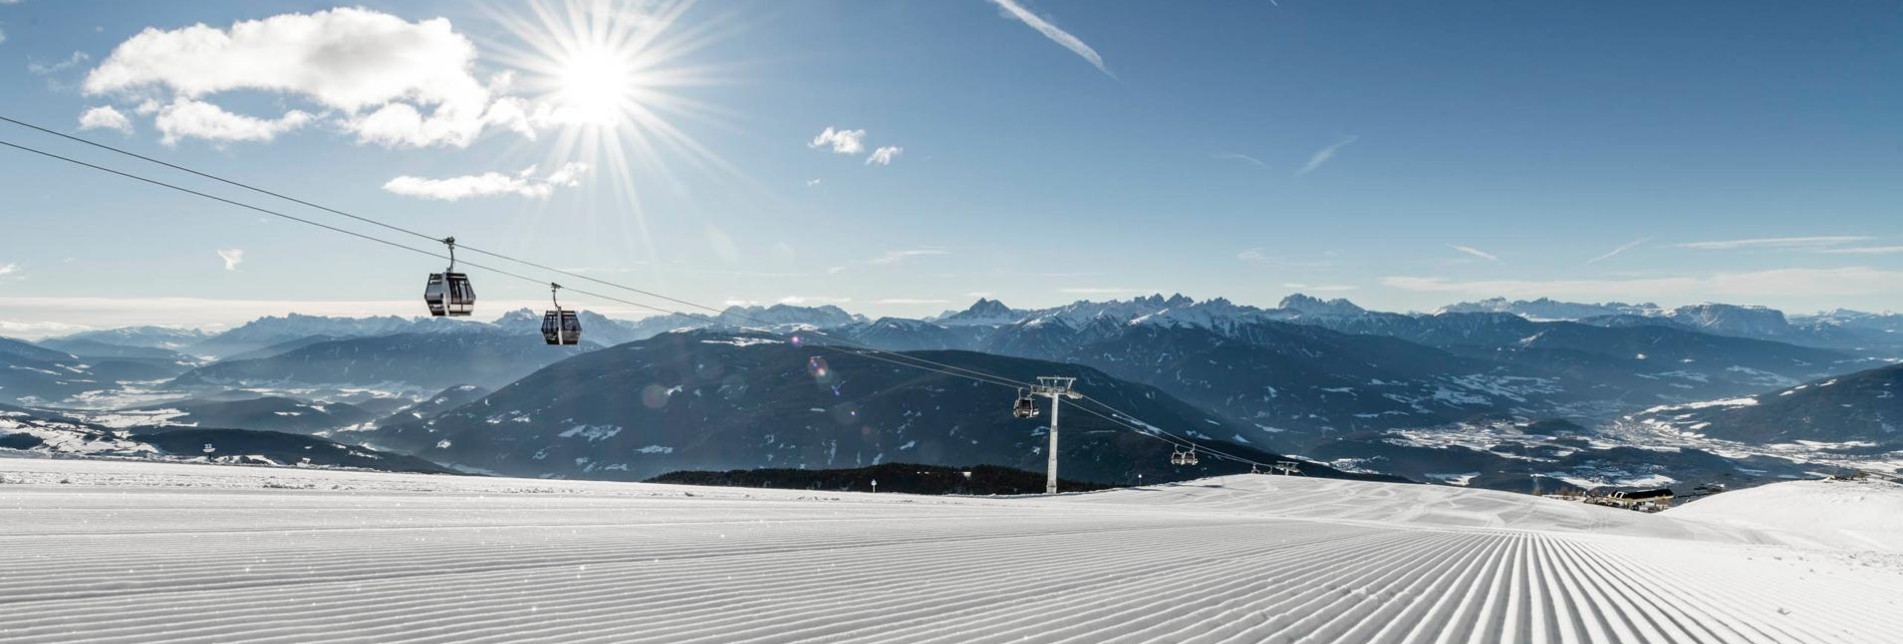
716, 303, 863, 328
1436, 297, 1659, 320
1276, 293, 1367, 317
1666, 302, 1793, 334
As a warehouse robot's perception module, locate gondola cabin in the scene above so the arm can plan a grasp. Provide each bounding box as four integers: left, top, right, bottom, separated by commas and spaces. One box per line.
543, 309, 581, 345
424, 272, 475, 316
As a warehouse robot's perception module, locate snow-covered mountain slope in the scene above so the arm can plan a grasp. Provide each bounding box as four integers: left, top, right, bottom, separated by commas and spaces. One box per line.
50, 325, 209, 350
0, 338, 192, 407
173, 331, 597, 392
3, 460, 1900, 643
0, 406, 449, 473
1625, 363, 1903, 449
1665, 478, 1903, 552
363, 330, 1352, 484
123, 395, 375, 435
1439, 297, 1661, 320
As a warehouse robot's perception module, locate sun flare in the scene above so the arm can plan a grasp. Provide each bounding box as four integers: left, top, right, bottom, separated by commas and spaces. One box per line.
554, 46, 637, 126
482, 0, 740, 263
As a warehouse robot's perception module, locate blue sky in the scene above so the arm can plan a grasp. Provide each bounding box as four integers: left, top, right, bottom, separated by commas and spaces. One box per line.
1, 0, 1899, 335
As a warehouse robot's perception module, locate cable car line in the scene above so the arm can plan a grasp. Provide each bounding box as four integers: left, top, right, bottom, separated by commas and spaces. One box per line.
0, 115, 1038, 390
0, 130, 1282, 474
0, 138, 692, 321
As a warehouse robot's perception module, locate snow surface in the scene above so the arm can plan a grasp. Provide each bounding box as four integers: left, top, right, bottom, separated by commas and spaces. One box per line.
1665, 478, 1903, 552
2, 458, 1901, 643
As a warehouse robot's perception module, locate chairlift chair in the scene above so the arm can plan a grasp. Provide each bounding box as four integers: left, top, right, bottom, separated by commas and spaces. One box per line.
1012, 390, 1040, 419
424, 237, 475, 316
542, 283, 581, 345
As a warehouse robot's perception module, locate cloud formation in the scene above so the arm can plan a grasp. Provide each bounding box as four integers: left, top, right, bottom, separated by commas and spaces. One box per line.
1448, 244, 1501, 263
1282, 282, 1357, 292
216, 249, 244, 271
28, 51, 90, 75
1383, 267, 1903, 301
382, 162, 590, 201
82, 8, 530, 147
808, 127, 867, 155
154, 100, 312, 144
1213, 152, 1268, 169
828, 249, 948, 274
1059, 287, 1158, 295
77, 106, 133, 134
865, 146, 903, 166
1298, 136, 1358, 175
1586, 237, 1650, 264
987, 0, 1111, 76
1818, 245, 1903, 255
1673, 236, 1870, 251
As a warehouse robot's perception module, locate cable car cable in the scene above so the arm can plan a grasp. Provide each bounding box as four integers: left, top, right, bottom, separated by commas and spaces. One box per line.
0, 115, 1037, 390
0, 132, 1275, 469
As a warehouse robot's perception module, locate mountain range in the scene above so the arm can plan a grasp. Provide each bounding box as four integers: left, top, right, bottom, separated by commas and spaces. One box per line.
7, 291, 1898, 491
355, 330, 1366, 484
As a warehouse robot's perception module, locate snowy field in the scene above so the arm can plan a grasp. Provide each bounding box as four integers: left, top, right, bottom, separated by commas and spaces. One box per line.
3, 458, 1902, 643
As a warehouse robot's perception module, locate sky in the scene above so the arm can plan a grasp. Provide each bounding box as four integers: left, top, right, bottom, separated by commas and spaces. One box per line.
0, 0, 1900, 337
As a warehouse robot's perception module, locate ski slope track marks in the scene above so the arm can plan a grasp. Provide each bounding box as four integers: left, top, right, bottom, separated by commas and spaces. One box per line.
1, 459, 1900, 643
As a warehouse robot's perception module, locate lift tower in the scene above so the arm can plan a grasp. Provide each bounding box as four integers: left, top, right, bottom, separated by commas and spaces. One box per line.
1031, 376, 1083, 494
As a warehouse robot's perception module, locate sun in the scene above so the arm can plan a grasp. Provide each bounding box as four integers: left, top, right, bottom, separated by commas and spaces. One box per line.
553, 45, 637, 126
482, 0, 744, 267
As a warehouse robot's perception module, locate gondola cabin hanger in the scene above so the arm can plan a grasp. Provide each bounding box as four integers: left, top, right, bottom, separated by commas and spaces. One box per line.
424, 236, 475, 316
543, 283, 581, 346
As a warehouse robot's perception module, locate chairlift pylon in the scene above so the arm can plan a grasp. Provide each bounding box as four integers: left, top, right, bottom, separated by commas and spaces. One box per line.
424, 236, 475, 316
541, 282, 581, 346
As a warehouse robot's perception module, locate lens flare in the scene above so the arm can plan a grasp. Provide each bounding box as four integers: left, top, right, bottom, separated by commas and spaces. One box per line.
483, 0, 745, 270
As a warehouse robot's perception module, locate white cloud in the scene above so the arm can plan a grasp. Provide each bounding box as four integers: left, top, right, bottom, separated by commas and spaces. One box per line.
1298, 135, 1358, 176
1587, 237, 1650, 264
83, 8, 525, 148
216, 249, 244, 271
987, 0, 1112, 77
1448, 244, 1501, 263
1383, 267, 1903, 301
1060, 287, 1157, 295
382, 162, 590, 201
1819, 245, 1903, 255
865, 146, 903, 166
77, 105, 134, 134
154, 99, 312, 145
0, 320, 93, 339
28, 51, 90, 75
1282, 282, 1357, 292
877, 298, 952, 305
808, 127, 867, 155
805, 178, 822, 187
828, 249, 948, 274
1213, 152, 1268, 169
776, 296, 852, 305
1673, 236, 1869, 251
0, 263, 19, 278
1237, 248, 1336, 269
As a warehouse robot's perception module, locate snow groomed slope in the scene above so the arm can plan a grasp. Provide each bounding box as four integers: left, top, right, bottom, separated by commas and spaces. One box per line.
2, 459, 1900, 643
